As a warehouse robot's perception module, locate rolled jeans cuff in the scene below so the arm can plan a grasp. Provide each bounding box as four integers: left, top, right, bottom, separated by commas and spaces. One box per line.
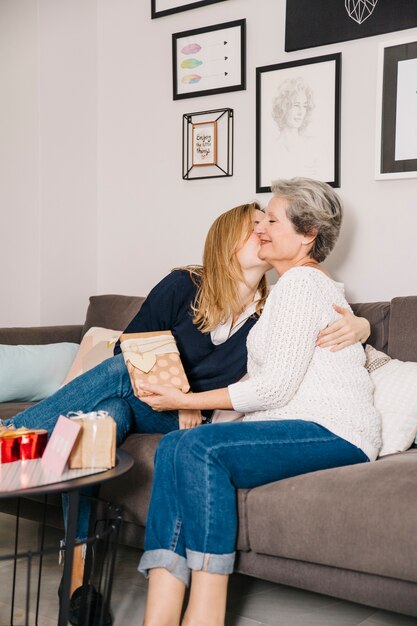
138, 549, 190, 586
186, 548, 235, 575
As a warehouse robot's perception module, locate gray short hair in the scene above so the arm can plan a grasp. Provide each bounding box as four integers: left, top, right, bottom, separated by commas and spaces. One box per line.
270, 178, 343, 263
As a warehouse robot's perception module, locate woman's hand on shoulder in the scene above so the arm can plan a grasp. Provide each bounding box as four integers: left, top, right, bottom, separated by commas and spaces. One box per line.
316, 305, 371, 352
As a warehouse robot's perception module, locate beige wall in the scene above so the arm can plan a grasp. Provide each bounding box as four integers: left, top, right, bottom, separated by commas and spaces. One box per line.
1, 0, 416, 327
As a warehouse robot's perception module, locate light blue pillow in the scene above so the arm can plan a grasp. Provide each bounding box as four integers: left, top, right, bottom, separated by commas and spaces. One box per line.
0, 343, 79, 402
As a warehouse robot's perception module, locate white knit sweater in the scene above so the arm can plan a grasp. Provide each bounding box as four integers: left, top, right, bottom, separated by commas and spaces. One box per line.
228, 267, 382, 461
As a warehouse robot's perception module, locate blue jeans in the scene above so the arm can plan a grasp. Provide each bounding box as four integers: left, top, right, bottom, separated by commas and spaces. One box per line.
138, 420, 368, 585
4, 354, 179, 540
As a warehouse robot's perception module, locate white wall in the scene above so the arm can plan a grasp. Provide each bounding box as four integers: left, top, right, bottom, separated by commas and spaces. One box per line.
1, 0, 416, 327
0, 0, 97, 327
97, 0, 417, 303
38, 0, 98, 325
0, 1, 40, 326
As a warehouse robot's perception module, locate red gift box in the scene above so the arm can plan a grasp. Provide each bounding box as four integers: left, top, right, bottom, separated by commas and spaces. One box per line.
0, 429, 48, 464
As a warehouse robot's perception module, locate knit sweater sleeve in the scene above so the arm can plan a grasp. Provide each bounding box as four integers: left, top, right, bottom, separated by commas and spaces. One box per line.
228, 269, 325, 413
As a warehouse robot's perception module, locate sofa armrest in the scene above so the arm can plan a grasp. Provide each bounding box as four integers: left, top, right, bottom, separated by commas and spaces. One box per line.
0, 325, 83, 345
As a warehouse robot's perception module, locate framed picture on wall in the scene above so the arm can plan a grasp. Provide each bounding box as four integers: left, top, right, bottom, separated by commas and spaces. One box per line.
173, 19, 246, 100
256, 53, 341, 193
192, 120, 217, 166
285, 0, 417, 51
183, 108, 233, 179
152, 0, 228, 19
375, 35, 417, 180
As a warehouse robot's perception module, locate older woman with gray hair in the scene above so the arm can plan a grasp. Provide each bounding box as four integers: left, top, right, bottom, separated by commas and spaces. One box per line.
136, 178, 382, 626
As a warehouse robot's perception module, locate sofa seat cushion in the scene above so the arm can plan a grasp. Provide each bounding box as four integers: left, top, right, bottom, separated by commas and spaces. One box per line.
100, 432, 251, 551
246, 449, 417, 583
0, 402, 36, 419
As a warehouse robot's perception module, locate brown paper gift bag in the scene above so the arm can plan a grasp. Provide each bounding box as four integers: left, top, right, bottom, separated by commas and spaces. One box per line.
119, 331, 190, 393
68, 412, 116, 469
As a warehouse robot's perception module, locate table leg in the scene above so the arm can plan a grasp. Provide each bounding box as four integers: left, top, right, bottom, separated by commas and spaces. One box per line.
58, 489, 79, 626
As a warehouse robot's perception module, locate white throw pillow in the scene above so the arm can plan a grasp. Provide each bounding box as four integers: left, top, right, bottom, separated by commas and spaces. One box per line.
365, 345, 417, 457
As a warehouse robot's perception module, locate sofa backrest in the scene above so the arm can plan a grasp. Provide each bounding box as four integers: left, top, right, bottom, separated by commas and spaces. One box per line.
0, 325, 83, 345
1, 295, 415, 364
387, 296, 417, 362
352, 296, 417, 362
82, 294, 145, 337
350, 301, 390, 353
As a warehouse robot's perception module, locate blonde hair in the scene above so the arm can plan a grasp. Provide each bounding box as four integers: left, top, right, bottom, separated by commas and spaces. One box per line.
184, 203, 268, 333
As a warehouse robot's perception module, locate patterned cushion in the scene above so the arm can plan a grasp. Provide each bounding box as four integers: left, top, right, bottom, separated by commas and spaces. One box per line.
63, 327, 122, 384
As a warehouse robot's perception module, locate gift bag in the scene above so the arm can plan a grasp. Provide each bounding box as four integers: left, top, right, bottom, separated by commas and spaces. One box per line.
68, 411, 116, 469
119, 331, 190, 393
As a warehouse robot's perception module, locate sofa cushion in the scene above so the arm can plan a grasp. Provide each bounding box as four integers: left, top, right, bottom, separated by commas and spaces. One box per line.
365, 345, 417, 456
246, 449, 417, 583
63, 327, 122, 384
82, 295, 144, 338
0, 326, 82, 346
388, 296, 417, 362
0, 401, 35, 419
350, 301, 390, 353
0, 343, 79, 402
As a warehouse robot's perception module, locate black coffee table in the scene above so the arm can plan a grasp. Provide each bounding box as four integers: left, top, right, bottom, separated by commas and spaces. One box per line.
0, 450, 134, 625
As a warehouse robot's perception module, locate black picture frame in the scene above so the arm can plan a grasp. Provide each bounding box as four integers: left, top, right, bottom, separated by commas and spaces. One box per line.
182, 108, 234, 180
151, 0, 228, 19
376, 35, 417, 179
172, 19, 246, 100
256, 53, 341, 193
285, 0, 417, 52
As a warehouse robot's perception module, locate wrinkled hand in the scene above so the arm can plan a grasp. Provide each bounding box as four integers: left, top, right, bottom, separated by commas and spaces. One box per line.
316, 305, 371, 352
137, 383, 191, 411
179, 409, 203, 430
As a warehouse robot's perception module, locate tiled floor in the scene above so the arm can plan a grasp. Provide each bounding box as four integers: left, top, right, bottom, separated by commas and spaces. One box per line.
0, 513, 416, 626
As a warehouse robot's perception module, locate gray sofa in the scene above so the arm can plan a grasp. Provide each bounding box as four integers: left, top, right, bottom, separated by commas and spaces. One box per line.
1, 294, 417, 617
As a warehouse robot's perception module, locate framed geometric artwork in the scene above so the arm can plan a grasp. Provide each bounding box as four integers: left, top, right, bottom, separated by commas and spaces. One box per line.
256, 53, 341, 193
375, 35, 417, 180
151, 0, 228, 19
285, 0, 417, 52
172, 19, 246, 100
182, 108, 233, 180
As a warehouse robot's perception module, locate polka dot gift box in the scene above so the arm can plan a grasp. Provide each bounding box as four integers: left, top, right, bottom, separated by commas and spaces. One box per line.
120, 331, 190, 394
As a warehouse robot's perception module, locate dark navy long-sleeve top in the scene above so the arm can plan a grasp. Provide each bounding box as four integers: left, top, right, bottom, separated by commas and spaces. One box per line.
114, 270, 259, 393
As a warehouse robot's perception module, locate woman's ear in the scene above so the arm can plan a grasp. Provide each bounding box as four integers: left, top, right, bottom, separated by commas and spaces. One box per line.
301, 229, 318, 246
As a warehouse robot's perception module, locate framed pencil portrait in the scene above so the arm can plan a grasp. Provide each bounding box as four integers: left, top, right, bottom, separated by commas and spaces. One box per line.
151, 0, 228, 19
375, 35, 417, 180
172, 19, 246, 100
256, 53, 341, 193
